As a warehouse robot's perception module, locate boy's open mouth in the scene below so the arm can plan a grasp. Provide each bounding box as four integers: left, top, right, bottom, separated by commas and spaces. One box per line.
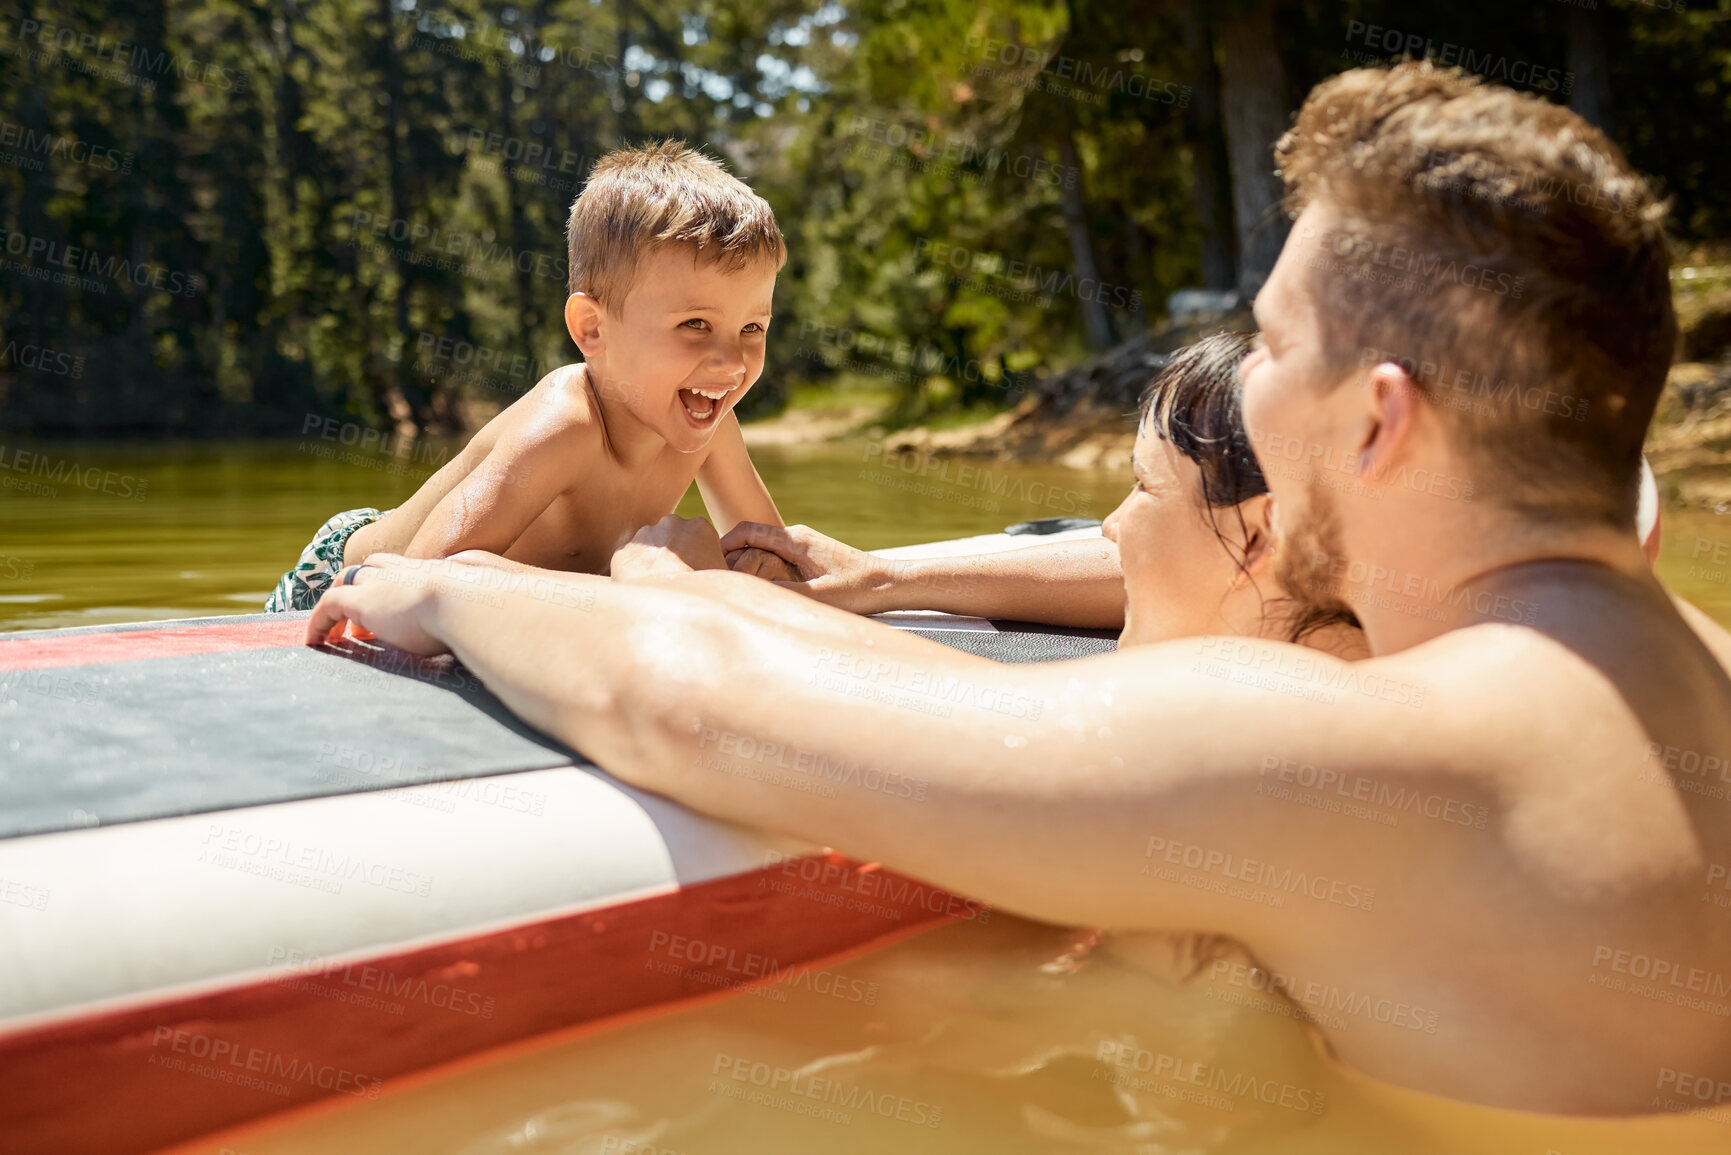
678, 387, 729, 425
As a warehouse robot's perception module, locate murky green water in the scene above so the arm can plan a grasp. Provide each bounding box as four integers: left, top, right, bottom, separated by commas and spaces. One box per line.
0, 437, 1726, 631
0, 437, 1129, 632
9, 439, 1731, 1155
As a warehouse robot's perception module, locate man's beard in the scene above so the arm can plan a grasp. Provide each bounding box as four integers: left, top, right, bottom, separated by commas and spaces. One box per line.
1272, 482, 1354, 616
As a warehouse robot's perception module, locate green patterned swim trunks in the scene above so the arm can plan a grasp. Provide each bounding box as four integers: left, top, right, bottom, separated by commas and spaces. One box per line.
265, 507, 389, 613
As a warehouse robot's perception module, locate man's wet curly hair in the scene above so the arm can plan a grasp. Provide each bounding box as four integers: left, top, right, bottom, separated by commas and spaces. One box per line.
1274, 62, 1675, 525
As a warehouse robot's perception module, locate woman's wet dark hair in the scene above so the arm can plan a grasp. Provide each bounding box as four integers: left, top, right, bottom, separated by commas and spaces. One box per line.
1140, 332, 1266, 514
1138, 331, 1359, 643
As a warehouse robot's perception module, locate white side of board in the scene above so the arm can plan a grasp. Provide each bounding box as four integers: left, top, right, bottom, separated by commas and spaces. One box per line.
0, 765, 812, 1031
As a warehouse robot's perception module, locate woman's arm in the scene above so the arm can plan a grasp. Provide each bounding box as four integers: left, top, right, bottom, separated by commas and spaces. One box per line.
718, 523, 1126, 628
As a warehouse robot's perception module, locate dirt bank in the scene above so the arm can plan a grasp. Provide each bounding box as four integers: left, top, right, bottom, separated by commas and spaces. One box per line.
756, 261, 1731, 510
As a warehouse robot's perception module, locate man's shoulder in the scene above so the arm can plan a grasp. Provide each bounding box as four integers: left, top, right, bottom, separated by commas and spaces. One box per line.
1394, 617, 1730, 882
1240, 622, 1662, 802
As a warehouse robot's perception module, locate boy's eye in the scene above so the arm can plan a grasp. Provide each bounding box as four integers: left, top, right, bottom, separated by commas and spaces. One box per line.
682, 318, 708, 330
742, 323, 764, 334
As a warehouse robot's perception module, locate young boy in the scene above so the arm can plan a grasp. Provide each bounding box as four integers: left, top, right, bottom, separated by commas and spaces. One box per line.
266, 141, 792, 612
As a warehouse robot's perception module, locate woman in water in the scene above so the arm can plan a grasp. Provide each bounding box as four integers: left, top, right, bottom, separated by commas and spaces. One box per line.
722, 330, 1366, 657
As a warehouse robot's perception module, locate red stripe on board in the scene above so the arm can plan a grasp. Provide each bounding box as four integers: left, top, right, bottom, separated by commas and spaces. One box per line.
0, 618, 308, 673
0, 855, 972, 1155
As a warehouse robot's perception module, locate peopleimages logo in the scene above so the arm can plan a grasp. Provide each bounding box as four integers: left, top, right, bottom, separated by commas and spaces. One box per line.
913, 237, 1143, 312
12, 18, 249, 91
0, 119, 132, 172
348, 210, 568, 283
1095, 1040, 1327, 1114
0, 340, 84, 378
149, 1027, 381, 1098
647, 930, 880, 1004
1298, 224, 1524, 300
963, 36, 1192, 107
0, 443, 149, 500
0, 229, 201, 296
265, 946, 497, 1019
1343, 21, 1572, 95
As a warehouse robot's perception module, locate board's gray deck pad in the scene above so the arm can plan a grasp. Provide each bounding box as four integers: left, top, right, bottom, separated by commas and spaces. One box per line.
0, 635, 576, 841
0, 613, 1115, 840
918, 623, 1117, 663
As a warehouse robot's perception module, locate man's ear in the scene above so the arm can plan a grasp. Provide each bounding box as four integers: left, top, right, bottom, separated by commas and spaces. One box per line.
1356, 362, 1421, 481
1235, 494, 1278, 585
565, 293, 605, 357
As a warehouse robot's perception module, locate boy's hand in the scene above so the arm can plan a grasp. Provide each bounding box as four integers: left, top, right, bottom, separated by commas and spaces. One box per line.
717, 523, 895, 613
612, 515, 729, 580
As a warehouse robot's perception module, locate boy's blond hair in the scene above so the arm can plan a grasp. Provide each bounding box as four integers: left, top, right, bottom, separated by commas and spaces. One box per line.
566, 140, 787, 310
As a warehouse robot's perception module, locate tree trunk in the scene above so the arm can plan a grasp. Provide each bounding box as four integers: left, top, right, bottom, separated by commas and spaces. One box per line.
1565, 7, 1613, 134
1218, 0, 1290, 298
1057, 135, 1115, 352
374, 0, 417, 426
615, 0, 637, 140
1122, 208, 1151, 333
1179, 1, 1237, 292
499, 30, 536, 374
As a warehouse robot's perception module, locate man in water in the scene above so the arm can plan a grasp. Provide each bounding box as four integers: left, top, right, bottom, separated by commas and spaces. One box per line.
307, 64, 1731, 1115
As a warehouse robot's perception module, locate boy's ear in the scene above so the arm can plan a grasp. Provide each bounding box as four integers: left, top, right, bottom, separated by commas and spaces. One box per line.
565, 293, 605, 356
1235, 494, 1278, 584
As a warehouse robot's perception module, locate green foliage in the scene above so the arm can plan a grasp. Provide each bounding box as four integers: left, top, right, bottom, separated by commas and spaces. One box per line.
1, 0, 1727, 434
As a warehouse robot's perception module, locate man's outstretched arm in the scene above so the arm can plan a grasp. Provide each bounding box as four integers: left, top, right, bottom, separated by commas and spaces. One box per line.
307, 557, 1446, 946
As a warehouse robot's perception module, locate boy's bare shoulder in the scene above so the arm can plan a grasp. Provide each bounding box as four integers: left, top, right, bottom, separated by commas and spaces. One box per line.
491, 363, 607, 445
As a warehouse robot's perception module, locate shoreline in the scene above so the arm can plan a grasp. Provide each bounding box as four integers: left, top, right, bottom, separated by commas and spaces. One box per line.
747, 363, 1731, 513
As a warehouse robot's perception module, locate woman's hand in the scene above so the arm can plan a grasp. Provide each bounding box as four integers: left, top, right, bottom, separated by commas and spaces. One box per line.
304, 554, 452, 654
726, 546, 802, 583
717, 523, 896, 612
611, 515, 730, 580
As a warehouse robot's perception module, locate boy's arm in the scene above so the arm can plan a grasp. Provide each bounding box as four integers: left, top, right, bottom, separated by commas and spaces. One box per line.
403, 425, 586, 559
693, 413, 783, 536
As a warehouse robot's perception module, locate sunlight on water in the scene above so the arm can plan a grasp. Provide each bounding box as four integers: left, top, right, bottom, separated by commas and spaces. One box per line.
183, 916, 1730, 1154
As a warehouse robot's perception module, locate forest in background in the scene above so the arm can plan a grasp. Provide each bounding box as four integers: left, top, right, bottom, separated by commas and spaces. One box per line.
1, 0, 1728, 437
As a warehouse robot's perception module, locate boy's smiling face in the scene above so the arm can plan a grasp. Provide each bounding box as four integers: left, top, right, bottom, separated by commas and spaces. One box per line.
567, 245, 778, 454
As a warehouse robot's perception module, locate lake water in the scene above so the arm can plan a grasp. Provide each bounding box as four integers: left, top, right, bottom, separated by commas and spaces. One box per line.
1, 437, 1727, 631
9, 437, 1731, 1153
0, 437, 1131, 632
180, 914, 1730, 1155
